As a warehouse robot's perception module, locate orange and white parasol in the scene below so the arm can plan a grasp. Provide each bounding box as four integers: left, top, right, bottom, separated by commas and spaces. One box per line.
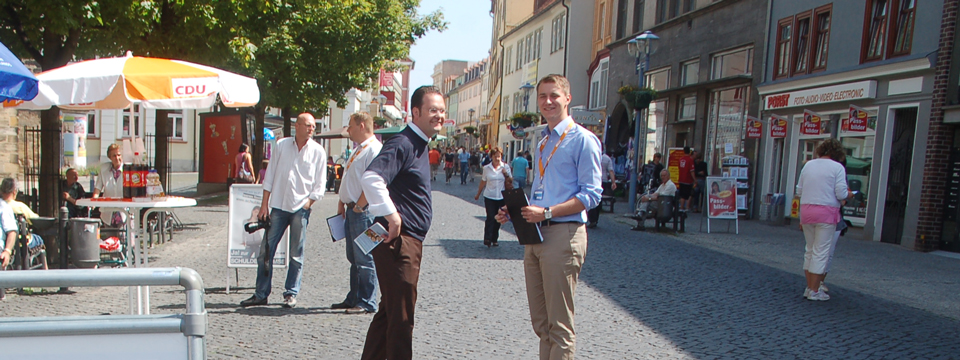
7, 52, 259, 110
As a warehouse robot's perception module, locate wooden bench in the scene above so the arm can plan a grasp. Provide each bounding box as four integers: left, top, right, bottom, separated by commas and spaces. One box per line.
599, 196, 616, 213
625, 196, 686, 233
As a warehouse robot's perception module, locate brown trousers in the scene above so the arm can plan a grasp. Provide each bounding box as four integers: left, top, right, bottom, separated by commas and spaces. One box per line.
361, 234, 423, 360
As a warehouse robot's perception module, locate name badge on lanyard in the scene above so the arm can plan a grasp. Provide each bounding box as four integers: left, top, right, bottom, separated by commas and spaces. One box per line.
533, 190, 544, 201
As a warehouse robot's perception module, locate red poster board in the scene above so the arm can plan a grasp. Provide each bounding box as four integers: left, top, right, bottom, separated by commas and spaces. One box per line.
666, 147, 685, 185
200, 113, 244, 184
706, 177, 738, 219
801, 110, 822, 135
745, 116, 762, 139
770, 116, 787, 138
848, 105, 868, 132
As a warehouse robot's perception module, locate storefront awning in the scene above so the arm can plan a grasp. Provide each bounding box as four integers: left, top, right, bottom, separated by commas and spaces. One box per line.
656, 75, 752, 97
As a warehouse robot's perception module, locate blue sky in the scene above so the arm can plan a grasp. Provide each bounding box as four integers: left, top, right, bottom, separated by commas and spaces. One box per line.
408, 0, 493, 88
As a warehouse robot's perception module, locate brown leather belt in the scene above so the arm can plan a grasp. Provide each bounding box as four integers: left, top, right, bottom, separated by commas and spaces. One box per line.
537, 220, 579, 227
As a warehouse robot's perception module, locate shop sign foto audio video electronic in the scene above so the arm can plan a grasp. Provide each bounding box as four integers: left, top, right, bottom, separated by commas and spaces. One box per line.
763, 80, 877, 110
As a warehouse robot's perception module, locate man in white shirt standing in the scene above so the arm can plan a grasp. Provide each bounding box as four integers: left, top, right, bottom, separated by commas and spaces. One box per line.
240, 113, 327, 309
331, 112, 382, 314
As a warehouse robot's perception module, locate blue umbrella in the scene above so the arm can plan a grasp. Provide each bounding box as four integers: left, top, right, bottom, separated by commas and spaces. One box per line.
0, 41, 38, 102
264, 127, 276, 140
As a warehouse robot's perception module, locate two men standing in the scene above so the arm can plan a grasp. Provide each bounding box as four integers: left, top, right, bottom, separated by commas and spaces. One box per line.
332, 112, 382, 314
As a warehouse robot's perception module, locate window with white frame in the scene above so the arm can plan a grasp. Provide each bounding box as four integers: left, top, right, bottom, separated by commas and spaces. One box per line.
644, 67, 670, 91
710, 46, 753, 80
167, 110, 184, 139
551, 14, 566, 53
502, 97, 510, 121
87, 110, 99, 137
680, 60, 699, 86
679, 95, 696, 121
516, 39, 524, 70
589, 59, 609, 109
535, 27, 543, 60
122, 104, 141, 138
505, 46, 513, 74
514, 92, 522, 114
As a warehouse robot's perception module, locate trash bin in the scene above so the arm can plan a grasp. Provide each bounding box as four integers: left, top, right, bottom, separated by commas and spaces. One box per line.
69, 218, 100, 268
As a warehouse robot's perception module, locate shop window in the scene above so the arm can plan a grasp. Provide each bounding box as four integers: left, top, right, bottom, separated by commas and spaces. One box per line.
632, 0, 644, 34
710, 46, 752, 80
811, 6, 831, 71
680, 60, 699, 86
645, 67, 670, 91
774, 18, 793, 79
706, 87, 750, 174
679, 95, 696, 121
839, 108, 878, 220
791, 12, 811, 76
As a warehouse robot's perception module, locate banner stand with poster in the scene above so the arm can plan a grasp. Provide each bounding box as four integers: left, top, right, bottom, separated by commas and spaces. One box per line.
704, 176, 739, 234
226, 184, 289, 293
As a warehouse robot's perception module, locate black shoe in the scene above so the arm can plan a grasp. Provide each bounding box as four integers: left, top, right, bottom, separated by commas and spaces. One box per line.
491, 241, 499, 247
483, 239, 491, 247
240, 295, 268, 307
330, 302, 353, 309
345, 306, 376, 314
587, 223, 598, 228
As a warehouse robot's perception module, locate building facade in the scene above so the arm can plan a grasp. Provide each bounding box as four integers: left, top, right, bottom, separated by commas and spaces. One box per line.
757, 0, 941, 249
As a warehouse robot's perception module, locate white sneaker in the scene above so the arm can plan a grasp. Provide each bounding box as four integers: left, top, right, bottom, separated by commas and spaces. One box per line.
803, 287, 811, 298
819, 282, 829, 292
806, 289, 830, 301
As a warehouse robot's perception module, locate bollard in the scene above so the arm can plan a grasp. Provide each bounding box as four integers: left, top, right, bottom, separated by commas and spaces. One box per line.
58, 206, 69, 270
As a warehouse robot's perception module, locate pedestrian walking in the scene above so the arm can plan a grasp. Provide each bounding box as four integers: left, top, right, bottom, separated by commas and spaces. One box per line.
796, 139, 851, 301
444, 147, 456, 183
587, 150, 617, 228
240, 113, 327, 309
692, 151, 707, 213
459, 146, 470, 184
428, 147, 440, 181
677, 146, 695, 212
359, 85, 444, 360
475, 147, 511, 247
331, 112, 382, 315
511, 151, 529, 189
496, 74, 602, 360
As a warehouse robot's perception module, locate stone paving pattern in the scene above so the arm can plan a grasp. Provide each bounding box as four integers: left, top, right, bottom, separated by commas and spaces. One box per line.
2, 178, 959, 359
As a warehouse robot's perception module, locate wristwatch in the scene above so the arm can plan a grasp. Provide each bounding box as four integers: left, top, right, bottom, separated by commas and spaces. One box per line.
544, 207, 553, 220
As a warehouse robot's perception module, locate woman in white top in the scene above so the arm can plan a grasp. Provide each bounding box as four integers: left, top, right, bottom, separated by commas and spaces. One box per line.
475, 147, 511, 247
796, 139, 851, 301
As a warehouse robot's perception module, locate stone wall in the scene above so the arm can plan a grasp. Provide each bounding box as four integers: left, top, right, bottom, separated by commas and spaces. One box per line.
0, 109, 39, 179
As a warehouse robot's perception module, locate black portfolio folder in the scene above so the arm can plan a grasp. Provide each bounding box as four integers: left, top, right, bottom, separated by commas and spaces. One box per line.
501, 188, 543, 245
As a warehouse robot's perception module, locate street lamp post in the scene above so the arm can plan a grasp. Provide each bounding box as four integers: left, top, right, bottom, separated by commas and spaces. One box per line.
468, 108, 476, 150
520, 83, 535, 112
376, 94, 388, 123
626, 31, 660, 213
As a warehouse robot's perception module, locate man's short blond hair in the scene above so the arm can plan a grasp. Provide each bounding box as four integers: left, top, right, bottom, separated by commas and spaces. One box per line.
350, 112, 374, 129
536, 74, 571, 96
107, 143, 121, 157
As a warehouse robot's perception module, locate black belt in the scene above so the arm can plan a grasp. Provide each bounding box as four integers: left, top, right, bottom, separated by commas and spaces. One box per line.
345, 202, 357, 208
537, 220, 579, 227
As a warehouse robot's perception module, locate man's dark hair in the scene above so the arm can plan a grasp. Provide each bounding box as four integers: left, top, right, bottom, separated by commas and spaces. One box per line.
683, 146, 691, 154
411, 86, 442, 111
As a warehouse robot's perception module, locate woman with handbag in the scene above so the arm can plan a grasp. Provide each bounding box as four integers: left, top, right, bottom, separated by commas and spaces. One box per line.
235, 143, 256, 183
475, 147, 512, 247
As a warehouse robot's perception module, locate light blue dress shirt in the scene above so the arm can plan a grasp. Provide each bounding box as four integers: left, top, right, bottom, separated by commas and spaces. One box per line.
531, 117, 602, 223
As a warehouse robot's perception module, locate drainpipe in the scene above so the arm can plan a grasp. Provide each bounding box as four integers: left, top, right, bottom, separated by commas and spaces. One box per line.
561, 0, 571, 76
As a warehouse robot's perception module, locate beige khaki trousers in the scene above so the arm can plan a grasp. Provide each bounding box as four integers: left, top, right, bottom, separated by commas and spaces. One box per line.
524, 222, 588, 360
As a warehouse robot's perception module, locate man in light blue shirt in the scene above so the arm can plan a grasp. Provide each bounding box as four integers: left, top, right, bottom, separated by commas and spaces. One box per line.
496, 74, 601, 359
458, 147, 471, 184
511, 153, 529, 189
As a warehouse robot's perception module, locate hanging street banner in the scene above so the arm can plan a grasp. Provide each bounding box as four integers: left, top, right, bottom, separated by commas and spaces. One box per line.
847, 105, 869, 132
706, 176, 738, 219
770, 115, 788, 138
801, 109, 822, 135
227, 184, 289, 268
745, 116, 762, 139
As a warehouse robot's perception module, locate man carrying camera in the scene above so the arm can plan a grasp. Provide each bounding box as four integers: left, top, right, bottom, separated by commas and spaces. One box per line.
240, 113, 327, 309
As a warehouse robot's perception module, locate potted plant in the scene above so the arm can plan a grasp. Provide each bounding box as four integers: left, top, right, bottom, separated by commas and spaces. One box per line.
373, 116, 388, 128
509, 112, 539, 128
618, 85, 658, 110
464, 126, 477, 134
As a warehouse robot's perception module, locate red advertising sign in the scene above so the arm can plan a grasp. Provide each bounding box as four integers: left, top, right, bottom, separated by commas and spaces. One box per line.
801, 110, 822, 135
379, 69, 394, 88
745, 116, 762, 139
770, 115, 787, 138
706, 177, 738, 219
848, 105, 868, 132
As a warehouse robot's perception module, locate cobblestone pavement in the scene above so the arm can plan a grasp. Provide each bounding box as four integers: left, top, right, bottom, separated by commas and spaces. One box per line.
2, 178, 959, 359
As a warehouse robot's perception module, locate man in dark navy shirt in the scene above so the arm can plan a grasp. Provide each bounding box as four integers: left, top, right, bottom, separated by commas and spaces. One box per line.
358, 85, 444, 360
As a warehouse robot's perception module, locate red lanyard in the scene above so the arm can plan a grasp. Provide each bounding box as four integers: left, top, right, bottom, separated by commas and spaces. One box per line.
538, 122, 575, 179
345, 144, 368, 171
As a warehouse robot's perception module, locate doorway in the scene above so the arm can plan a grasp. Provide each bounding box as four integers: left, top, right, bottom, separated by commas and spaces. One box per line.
880, 108, 918, 245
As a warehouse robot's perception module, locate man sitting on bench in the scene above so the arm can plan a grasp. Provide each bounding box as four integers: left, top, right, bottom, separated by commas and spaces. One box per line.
633, 169, 676, 230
